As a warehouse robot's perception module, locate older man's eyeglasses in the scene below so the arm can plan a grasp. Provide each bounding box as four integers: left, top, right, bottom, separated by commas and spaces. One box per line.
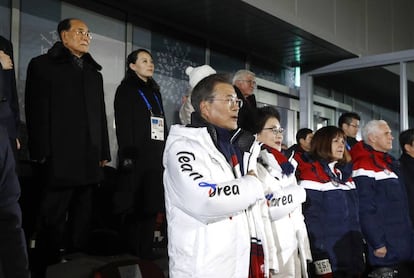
239, 80, 257, 86
207, 96, 243, 108
71, 30, 92, 39
263, 127, 284, 134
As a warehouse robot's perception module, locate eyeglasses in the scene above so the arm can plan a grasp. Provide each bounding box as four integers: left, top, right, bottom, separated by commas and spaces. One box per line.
238, 80, 257, 86
263, 127, 284, 134
348, 123, 360, 128
207, 96, 243, 108
71, 30, 92, 39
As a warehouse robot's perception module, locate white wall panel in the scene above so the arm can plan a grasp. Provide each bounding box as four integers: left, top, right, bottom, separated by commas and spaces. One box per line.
336, 0, 366, 55
366, 0, 393, 54
243, 0, 414, 57
297, 0, 335, 38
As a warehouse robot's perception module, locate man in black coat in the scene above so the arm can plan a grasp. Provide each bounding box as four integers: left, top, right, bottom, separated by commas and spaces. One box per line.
0, 35, 20, 158
25, 18, 111, 277
399, 129, 414, 227
233, 69, 258, 133
338, 111, 361, 150
0, 126, 29, 278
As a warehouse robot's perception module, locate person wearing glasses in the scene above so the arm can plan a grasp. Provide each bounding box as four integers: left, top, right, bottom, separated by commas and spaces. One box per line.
114, 49, 167, 260
338, 112, 361, 150
25, 18, 110, 276
296, 126, 365, 278
163, 74, 268, 277
233, 69, 258, 133
351, 120, 414, 277
254, 106, 312, 277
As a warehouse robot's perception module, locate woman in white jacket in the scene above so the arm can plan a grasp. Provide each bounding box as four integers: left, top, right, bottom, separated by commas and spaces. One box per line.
255, 106, 312, 277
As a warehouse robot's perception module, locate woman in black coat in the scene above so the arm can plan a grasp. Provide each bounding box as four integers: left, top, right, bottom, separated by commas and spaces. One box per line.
114, 49, 166, 259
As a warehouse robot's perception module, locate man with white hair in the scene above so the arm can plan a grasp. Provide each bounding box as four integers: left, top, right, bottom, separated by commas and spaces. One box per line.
233, 69, 258, 133
350, 120, 414, 277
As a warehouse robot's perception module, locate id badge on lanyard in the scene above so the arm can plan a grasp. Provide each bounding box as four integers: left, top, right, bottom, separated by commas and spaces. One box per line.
139, 89, 165, 141
150, 116, 164, 141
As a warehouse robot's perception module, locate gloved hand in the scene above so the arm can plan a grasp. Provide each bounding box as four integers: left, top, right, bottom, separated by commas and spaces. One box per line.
246, 138, 261, 173
120, 158, 135, 172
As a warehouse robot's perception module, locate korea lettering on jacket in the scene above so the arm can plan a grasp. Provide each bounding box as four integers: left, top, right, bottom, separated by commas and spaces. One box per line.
163, 124, 265, 278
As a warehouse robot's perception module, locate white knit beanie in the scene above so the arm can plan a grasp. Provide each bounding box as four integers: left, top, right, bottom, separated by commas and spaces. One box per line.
185, 65, 216, 88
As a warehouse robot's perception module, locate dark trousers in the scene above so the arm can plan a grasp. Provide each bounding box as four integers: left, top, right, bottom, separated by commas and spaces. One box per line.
0, 203, 30, 278
31, 185, 93, 276
116, 167, 164, 259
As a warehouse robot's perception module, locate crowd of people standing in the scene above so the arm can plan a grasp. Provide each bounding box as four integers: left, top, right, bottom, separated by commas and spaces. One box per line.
2, 16, 414, 278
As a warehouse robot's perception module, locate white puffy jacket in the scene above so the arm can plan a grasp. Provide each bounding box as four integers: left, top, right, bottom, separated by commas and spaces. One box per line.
163, 124, 266, 278
257, 148, 312, 277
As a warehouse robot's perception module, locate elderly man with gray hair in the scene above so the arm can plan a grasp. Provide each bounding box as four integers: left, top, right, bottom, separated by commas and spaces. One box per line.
350, 120, 414, 277
233, 69, 258, 133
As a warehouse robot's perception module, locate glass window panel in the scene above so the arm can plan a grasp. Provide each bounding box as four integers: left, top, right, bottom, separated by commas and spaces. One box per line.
250, 62, 287, 85
149, 32, 205, 125
407, 61, 414, 127
19, 0, 61, 117
133, 26, 151, 51
210, 49, 244, 75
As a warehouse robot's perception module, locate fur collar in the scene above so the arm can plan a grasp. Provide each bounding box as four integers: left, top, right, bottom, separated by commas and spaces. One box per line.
47, 41, 102, 71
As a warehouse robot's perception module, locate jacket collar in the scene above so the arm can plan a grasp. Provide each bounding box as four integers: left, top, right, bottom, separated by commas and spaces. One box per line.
47, 41, 102, 71
188, 112, 254, 152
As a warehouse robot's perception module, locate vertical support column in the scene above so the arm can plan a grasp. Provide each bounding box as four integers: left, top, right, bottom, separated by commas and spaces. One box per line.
126, 22, 133, 58
299, 74, 314, 130
11, 0, 20, 78
400, 62, 408, 131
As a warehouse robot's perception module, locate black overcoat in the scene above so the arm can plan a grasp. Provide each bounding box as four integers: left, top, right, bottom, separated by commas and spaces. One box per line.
114, 74, 166, 214
400, 153, 414, 226
25, 42, 111, 186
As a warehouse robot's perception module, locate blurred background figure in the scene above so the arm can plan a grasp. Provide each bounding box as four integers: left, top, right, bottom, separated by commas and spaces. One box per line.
399, 128, 414, 226
284, 128, 313, 159
0, 35, 20, 160
0, 126, 29, 278
233, 69, 258, 133
338, 112, 360, 150
179, 65, 216, 125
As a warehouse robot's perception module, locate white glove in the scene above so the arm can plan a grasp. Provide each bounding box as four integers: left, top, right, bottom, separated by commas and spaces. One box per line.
246, 138, 261, 173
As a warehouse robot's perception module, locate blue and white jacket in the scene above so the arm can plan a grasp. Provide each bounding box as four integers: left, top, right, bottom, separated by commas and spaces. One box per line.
351, 141, 414, 267
296, 153, 365, 274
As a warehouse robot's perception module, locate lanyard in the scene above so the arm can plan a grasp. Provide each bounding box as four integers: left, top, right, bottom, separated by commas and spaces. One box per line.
138, 89, 164, 116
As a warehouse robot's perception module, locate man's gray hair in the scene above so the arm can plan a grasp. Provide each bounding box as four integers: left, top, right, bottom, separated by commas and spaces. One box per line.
232, 69, 255, 84
362, 119, 388, 142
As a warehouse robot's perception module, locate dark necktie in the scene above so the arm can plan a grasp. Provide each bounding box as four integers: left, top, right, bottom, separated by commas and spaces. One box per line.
73, 55, 83, 69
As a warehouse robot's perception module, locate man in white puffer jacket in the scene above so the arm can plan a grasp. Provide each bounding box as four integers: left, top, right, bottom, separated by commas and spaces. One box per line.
163, 74, 267, 278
